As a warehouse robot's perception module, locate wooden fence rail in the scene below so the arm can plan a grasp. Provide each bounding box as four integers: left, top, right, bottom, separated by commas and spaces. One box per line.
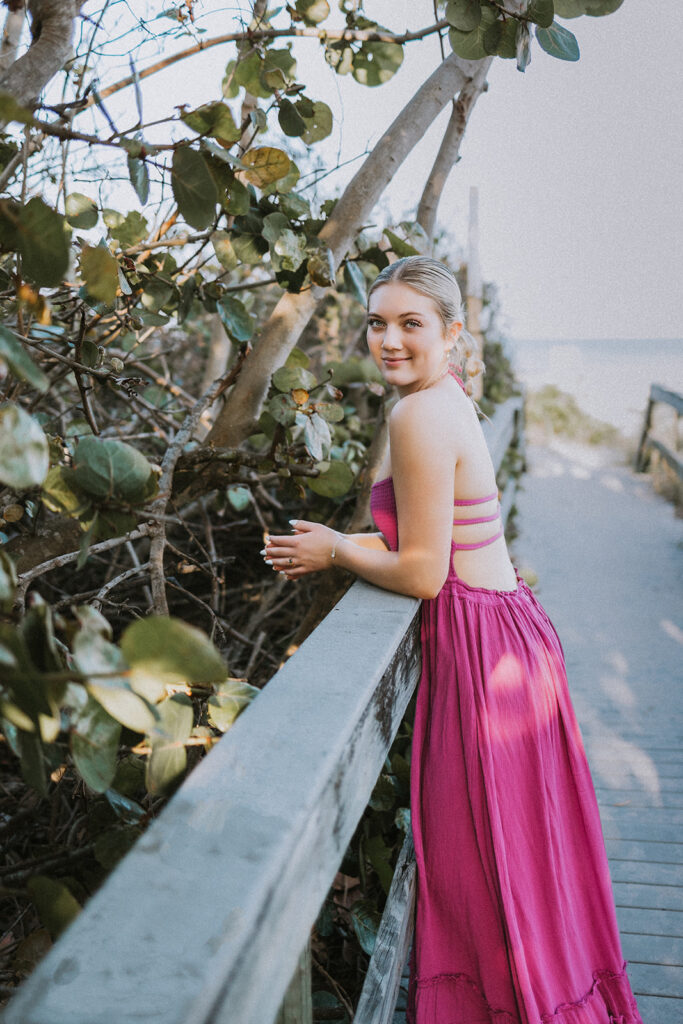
2, 395, 525, 1024
635, 383, 683, 483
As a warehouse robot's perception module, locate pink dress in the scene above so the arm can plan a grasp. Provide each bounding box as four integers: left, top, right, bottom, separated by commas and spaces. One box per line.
370, 474, 643, 1024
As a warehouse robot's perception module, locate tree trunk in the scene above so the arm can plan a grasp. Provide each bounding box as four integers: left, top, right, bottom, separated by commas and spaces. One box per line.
416, 57, 492, 242
0, 2, 26, 75
0, 0, 83, 113
205, 52, 480, 450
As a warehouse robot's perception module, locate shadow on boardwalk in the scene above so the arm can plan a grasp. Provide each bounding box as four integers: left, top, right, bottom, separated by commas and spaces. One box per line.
512, 440, 683, 1023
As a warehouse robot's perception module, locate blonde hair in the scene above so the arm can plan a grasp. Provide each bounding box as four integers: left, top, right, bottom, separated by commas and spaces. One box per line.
367, 255, 484, 392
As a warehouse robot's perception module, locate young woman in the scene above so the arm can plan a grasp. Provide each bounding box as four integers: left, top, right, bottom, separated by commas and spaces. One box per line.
263, 256, 643, 1024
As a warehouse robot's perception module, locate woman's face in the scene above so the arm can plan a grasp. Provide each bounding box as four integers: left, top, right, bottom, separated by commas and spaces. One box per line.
366, 281, 459, 397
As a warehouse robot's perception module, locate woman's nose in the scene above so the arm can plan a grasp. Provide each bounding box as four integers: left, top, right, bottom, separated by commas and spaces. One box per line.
381, 324, 403, 350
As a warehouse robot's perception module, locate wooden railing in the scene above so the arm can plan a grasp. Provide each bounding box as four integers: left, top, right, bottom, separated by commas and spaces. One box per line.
3, 395, 525, 1024
635, 383, 683, 485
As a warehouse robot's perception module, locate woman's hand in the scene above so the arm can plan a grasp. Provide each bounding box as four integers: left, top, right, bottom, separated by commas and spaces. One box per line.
261, 520, 341, 580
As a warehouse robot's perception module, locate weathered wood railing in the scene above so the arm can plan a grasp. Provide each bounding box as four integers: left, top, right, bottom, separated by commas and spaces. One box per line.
3, 395, 525, 1024
635, 383, 683, 486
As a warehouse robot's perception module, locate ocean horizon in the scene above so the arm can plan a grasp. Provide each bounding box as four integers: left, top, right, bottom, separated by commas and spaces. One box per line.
506, 337, 683, 438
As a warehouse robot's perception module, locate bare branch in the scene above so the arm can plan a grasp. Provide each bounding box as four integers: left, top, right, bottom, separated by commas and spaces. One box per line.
416, 58, 493, 241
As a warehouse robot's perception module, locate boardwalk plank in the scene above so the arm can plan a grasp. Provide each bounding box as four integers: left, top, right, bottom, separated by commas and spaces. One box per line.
612, 880, 683, 911
626, 961, 683, 997
634, 994, 683, 1023
595, 788, 683, 809
616, 905, 683, 938
609, 860, 683, 886
621, 932, 683, 966
605, 838, 683, 864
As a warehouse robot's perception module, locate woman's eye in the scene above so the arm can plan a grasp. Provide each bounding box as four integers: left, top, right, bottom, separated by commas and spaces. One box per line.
405, 320, 421, 328
367, 319, 383, 329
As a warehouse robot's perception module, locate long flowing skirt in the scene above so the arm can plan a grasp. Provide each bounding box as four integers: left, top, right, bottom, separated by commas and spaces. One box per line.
406, 570, 643, 1024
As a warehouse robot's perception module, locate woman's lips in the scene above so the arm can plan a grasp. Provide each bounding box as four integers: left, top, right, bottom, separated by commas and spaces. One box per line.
383, 357, 409, 365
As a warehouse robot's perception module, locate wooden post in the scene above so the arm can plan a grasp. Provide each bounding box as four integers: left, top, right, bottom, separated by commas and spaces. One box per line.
275, 934, 313, 1024
466, 186, 484, 401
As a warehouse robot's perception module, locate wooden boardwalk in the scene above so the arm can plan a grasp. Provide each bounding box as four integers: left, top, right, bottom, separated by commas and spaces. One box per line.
393, 440, 683, 1023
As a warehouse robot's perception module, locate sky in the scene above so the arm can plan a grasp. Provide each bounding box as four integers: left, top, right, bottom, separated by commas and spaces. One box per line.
85, 2, 683, 343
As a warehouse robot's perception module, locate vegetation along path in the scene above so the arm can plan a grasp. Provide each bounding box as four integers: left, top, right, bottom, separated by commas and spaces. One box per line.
513, 439, 683, 1023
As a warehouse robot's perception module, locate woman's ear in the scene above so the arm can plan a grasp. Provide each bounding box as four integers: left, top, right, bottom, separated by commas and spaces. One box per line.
447, 320, 463, 348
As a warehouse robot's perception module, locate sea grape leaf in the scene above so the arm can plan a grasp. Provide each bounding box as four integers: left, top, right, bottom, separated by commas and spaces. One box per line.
145, 693, 193, 795
171, 147, 218, 229
307, 459, 354, 497
81, 245, 119, 304
207, 678, 259, 733
536, 21, 580, 60
241, 147, 291, 188
71, 436, 154, 503
65, 192, 98, 229
70, 696, 121, 793
217, 294, 255, 341
121, 616, 229, 691
0, 324, 48, 392
27, 876, 81, 940
445, 0, 482, 32
0, 403, 48, 489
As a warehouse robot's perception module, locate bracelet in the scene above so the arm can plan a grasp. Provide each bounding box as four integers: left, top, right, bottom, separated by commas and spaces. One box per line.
331, 532, 341, 560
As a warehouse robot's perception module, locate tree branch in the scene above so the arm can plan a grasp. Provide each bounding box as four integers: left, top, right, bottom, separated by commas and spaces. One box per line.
416, 57, 492, 241
0, 1, 25, 75
0, 0, 84, 115
77, 20, 449, 112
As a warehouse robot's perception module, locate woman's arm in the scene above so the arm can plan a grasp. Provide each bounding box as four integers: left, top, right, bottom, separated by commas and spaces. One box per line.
342, 531, 390, 551
264, 393, 457, 599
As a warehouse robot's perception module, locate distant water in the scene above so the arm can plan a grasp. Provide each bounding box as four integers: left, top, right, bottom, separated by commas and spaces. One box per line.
506, 338, 683, 439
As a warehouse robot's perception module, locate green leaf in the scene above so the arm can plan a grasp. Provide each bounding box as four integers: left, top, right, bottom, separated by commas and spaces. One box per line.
217, 294, 255, 341
262, 211, 290, 245
222, 59, 240, 99
0, 403, 48, 489
103, 209, 149, 248
171, 147, 218, 229
71, 436, 154, 503
284, 347, 310, 369
527, 0, 554, 27
81, 245, 119, 304
516, 22, 532, 71
146, 693, 194, 795
554, 0, 622, 14
225, 177, 250, 215
272, 366, 316, 392
233, 51, 273, 99
105, 788, 145, 824
207, 679, 259, 732
15, 729, 47, 795
278, 97, 306, 138
94, 827, 140, 869
27, 876, 81, 940
226, 485, 251, 511
267, 392, 297, 426
495, 16, 518, 58
352, 40, 404, 87
448, 3, 497, 59
70, 696, 121, 793
127, 153, 149, 204
536, 21, 580, 60
295, 0, 330, 25
307, 459, 354, 497
15, 198, 69, 287
211, 230, 238, 271
261, 47, 297, 90
121, 616, 229, 692
0, 325, 48, 392
181, 101, 241, 144
383, 229, 418, 258
313, 401, 344, 423
299, 100, 333, 144
343, 262, 367, 306
349, 898, 380, 955
303, 412, 331, 460
65, 193, 98, 229
445, 0, 482, 32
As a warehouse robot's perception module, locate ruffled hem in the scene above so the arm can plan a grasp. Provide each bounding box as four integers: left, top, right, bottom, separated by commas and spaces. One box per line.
406, 969, 519, 1024
540, 962, 643, 1024
405, 962, 643, 1024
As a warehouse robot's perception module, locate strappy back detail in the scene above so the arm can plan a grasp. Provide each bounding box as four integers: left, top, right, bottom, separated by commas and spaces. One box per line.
370, 475, 503, 553
451, 492, 503, 550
